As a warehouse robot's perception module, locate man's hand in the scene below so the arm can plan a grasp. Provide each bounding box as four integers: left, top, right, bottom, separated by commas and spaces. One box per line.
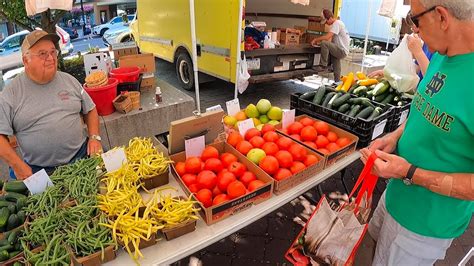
311, 39, 319, 46
367, 70, 384, 79
367, 133, 398, 153
360, 150, 410, 179
13, 162, 33, 180
87, 139, 103, 156
407, 34, 423, 57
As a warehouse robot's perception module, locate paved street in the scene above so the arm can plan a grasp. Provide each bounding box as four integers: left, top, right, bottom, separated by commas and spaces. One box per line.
71, 35, 106, 54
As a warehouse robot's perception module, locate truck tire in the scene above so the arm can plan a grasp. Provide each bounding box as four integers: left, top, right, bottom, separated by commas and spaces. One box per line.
121, 35, 133, 43
175, 52, 194, 91
100, 28, 108, 36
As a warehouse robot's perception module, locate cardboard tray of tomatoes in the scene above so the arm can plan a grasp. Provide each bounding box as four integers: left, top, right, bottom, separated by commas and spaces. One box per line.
276, 115, 358, 167
226, 126, 326, 195
170, 141, 274, 225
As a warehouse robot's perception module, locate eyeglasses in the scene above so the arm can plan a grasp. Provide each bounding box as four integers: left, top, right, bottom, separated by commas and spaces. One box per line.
27, 49, 59, 60
406, 6, 436, 28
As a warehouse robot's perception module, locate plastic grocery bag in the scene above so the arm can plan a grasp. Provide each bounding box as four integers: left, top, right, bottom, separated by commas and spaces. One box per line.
286, 153, 379, 266
383, 35, 420, 93
237, 55, 251, 94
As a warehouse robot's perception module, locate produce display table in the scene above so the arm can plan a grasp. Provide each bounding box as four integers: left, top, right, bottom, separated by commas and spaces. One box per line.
105, 152, 360, 265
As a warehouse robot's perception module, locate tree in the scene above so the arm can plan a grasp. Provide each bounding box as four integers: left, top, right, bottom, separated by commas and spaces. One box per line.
0, 0, 67, 33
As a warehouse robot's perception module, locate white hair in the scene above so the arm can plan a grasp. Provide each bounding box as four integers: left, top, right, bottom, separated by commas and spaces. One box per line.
419, 0, 474, 21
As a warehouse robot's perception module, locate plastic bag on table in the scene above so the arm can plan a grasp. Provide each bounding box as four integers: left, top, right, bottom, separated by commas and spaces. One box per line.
383, 34, 420, 93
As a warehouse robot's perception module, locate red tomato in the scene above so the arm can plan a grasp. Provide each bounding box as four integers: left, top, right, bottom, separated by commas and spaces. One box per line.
240, 171, 257, 187
217, 171, 237, 192
204, 158, 224, 173
244, 128, 261, 141
288, 122, 304, 135
318, 148, 330, 155
227, 181, 247, 199
261, 124, 276, 134
290, 134, 302, 141
275, 150, 294, 168
249, 136, 265, 148
303, 141, 317, 149
277, 137, 293, 150
188, 183, 201, 193
262, 142, 279, 156
248, 180, 265, 192
196, 170, 217, 190
304, 154, 319, 166
326, 142, 340, 153
201, 146, 219, 162
336, 137, 351, 147
175, 162, 186, 176
299, 117, 315, 126
288, 144, 307, 162
290, 161, 306, 174
220, 153, 238, 168
273, 168, 292, 181
185, 157, 202, 174
315, 135, 329, 149
263, 131, 279, 143
181, 174, 197, 186
196, 189, 213, 208
259, 156, 279, 175
300, 126, 318, 141
236, 140, 253, 155
212, 186, 222, 197
327, 131, 338, 143
314, 121, 330, 136
212, 194, 230, 206
227, 131, 243, 147
228, 161, 247, 178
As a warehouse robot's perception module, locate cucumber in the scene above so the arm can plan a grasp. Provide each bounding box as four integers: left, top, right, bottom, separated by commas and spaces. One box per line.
16, 211, 25, 224
327, 92, 342, 109
0, 201, 15, 209
373, 80, 390, 96
321, 92, 336, 107
353, 86, 368, 95
381, 93, 396, 105
348, 97, 375, 108
312, 86, 327, 105
332, 93, 351, 108
4, 192, 26, 203
0, 244, 12, 253
347, 84, 359, 94
373, 91, 389, 102
7, 230, 18, 245
348, 105, 361, 117
6, 214, 20, 231
337, 103, 351, 113
299, 91, 317, 101
367, 107, 383, 121
0, 239, 9, 247
0, 208, 10, 228
6, 205, 15, 215
8, 250, 20, 259
0, 250, 8, 262
4, 181, 28, 195
356, 106, 375, 119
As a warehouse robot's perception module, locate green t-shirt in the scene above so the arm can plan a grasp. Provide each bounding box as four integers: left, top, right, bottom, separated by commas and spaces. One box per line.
386, 52, 474, 238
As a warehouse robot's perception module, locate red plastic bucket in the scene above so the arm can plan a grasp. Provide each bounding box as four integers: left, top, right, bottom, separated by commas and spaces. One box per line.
84, 78, 118, 116
109, 67, 141, 83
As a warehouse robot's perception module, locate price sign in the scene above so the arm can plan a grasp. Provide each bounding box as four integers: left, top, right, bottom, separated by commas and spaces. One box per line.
225, 98, 240, 116
372, 119, 387, 140
282, 109, 296, 129
237, 118, 255, 137
101, 148, 127, 173
206, 105, 223, 112
185, 135, 205, 159
23, 169, 53, 195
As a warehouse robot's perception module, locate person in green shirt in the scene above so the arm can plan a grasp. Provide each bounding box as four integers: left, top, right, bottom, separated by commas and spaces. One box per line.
360, 0, 474, 265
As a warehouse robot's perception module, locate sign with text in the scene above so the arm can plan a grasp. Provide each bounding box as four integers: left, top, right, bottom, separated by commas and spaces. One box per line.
225, 98, 240, 116
101, 148, 127, 173
206, 105, 223, 113
23, 169, 53, 195
237, 118, 255, 137
185, 135, 206, 159
282, 109, 296, 129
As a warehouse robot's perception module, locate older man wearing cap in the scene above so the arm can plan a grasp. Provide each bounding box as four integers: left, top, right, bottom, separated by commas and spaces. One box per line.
359, 0, 474, 265
311, 9, 350, 82
0, 30, 102, 180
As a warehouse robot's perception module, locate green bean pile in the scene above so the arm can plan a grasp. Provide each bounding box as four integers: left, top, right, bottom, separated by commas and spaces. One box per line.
24, 183, 70, 217
22, 234, 70, 266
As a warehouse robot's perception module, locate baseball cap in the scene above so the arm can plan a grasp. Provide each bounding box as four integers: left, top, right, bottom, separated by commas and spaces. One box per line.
21, 30, 60, 54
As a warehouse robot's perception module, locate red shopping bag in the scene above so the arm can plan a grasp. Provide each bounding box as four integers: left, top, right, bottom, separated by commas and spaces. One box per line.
285, 153, 379, 266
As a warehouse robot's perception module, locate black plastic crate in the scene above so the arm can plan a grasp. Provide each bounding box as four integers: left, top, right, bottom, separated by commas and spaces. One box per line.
386, 100, 411, 132
117, 74, 143, 94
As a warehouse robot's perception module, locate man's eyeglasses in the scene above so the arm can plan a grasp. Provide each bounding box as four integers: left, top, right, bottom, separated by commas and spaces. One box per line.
27, 49, 59, 60
406, 6, 437, 28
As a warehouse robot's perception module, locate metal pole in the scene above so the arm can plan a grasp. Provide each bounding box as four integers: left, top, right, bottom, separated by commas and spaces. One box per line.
361, 0, 373, 73
80, 0, 86, 36
234, 0, 244, 99
189, 0, 201, 113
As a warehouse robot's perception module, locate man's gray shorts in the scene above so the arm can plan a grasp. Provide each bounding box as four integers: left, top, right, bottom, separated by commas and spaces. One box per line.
369, 192, 453, 266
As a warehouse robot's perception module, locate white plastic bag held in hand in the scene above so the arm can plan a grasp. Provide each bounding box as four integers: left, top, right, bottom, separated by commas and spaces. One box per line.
383, 35, 420, 93
237, 55, 251, 94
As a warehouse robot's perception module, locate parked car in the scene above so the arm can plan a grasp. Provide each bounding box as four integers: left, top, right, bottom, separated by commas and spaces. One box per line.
63, 27, 78, 39
103, 25, 134, 46
93, 14, 135, 36
0, 26, 74, 73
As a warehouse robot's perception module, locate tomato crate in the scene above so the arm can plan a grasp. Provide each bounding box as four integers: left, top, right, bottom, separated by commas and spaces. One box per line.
291, 92, 393, 148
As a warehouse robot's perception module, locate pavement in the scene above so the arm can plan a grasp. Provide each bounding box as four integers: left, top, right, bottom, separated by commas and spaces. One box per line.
153, 58, 473, 266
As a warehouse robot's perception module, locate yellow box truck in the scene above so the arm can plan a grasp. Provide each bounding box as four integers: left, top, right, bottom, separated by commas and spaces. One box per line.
130, 0, 339, 90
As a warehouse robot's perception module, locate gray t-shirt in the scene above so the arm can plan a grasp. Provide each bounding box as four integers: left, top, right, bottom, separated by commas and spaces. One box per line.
0, 71, 95, 167
330, 20, 350, 55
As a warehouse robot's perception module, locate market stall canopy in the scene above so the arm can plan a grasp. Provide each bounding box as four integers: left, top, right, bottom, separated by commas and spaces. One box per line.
25, 0, 73, 16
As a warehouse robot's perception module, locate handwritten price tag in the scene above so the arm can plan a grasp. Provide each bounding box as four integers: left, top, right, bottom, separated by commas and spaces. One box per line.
206, 105, 223, 112
23, 169, 53, 195
237, 118, 255, 137
282, 109, 296, 129
185, 135, 205, 159
101, 148, 127, 173
372, 119, 387, 140
225, 98, 240, 116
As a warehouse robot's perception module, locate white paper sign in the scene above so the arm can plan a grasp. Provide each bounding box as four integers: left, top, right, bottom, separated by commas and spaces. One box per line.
398, 110, 409, 126
101, 148, 127, 173
23, 169, 53, 195
282, 109, 296, 129
226, 98, 240, 116
237, 118, 255, 137
206, 105, 223, 112
372, 119, 387, 140
185, 135, 206, 159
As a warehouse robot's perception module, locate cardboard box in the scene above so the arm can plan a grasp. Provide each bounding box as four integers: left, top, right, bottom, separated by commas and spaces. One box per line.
140, 76, 155, 90
112, 41, 139, 60
170, 142, 274, 225
70, 245, 116, 266
84, 52, 113, 76
308, 17, 327, 32
119, 53, 156, 90
280, 28, 301, 46
277, 115, 358, 168
161, 218, 197, 241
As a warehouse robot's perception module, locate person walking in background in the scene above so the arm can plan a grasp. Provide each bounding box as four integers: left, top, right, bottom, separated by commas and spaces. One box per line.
311, 9, 350, 82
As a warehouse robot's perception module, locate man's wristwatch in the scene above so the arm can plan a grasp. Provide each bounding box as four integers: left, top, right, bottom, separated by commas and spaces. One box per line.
403, 164, 417, 185
89, 135, 102, 142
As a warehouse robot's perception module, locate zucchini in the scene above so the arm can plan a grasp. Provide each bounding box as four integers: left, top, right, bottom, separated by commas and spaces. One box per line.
3, 181, 28, 195
381, 93, 396, 105
353, 86, 368, 95
367, 107, 383, 121
373, 91, 389, 102
0, 250, 8, 262
347, 83, 359, 94
312, 86, 327, 105
4, 192, 26, 203
332, 93, 351, 108
356, 106, 375, 119
373, 80, 390, 96
327, 92, 342, 109
322, 92, 336, 107
337, 103, 351, 113
348, 105, 361, 117
0, 208, 10, 228
0, 201, 15, 209
348, 97, 375, 108
8, 250, 20, 259
6, 214, 20, 231
300, 91, 317, 101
